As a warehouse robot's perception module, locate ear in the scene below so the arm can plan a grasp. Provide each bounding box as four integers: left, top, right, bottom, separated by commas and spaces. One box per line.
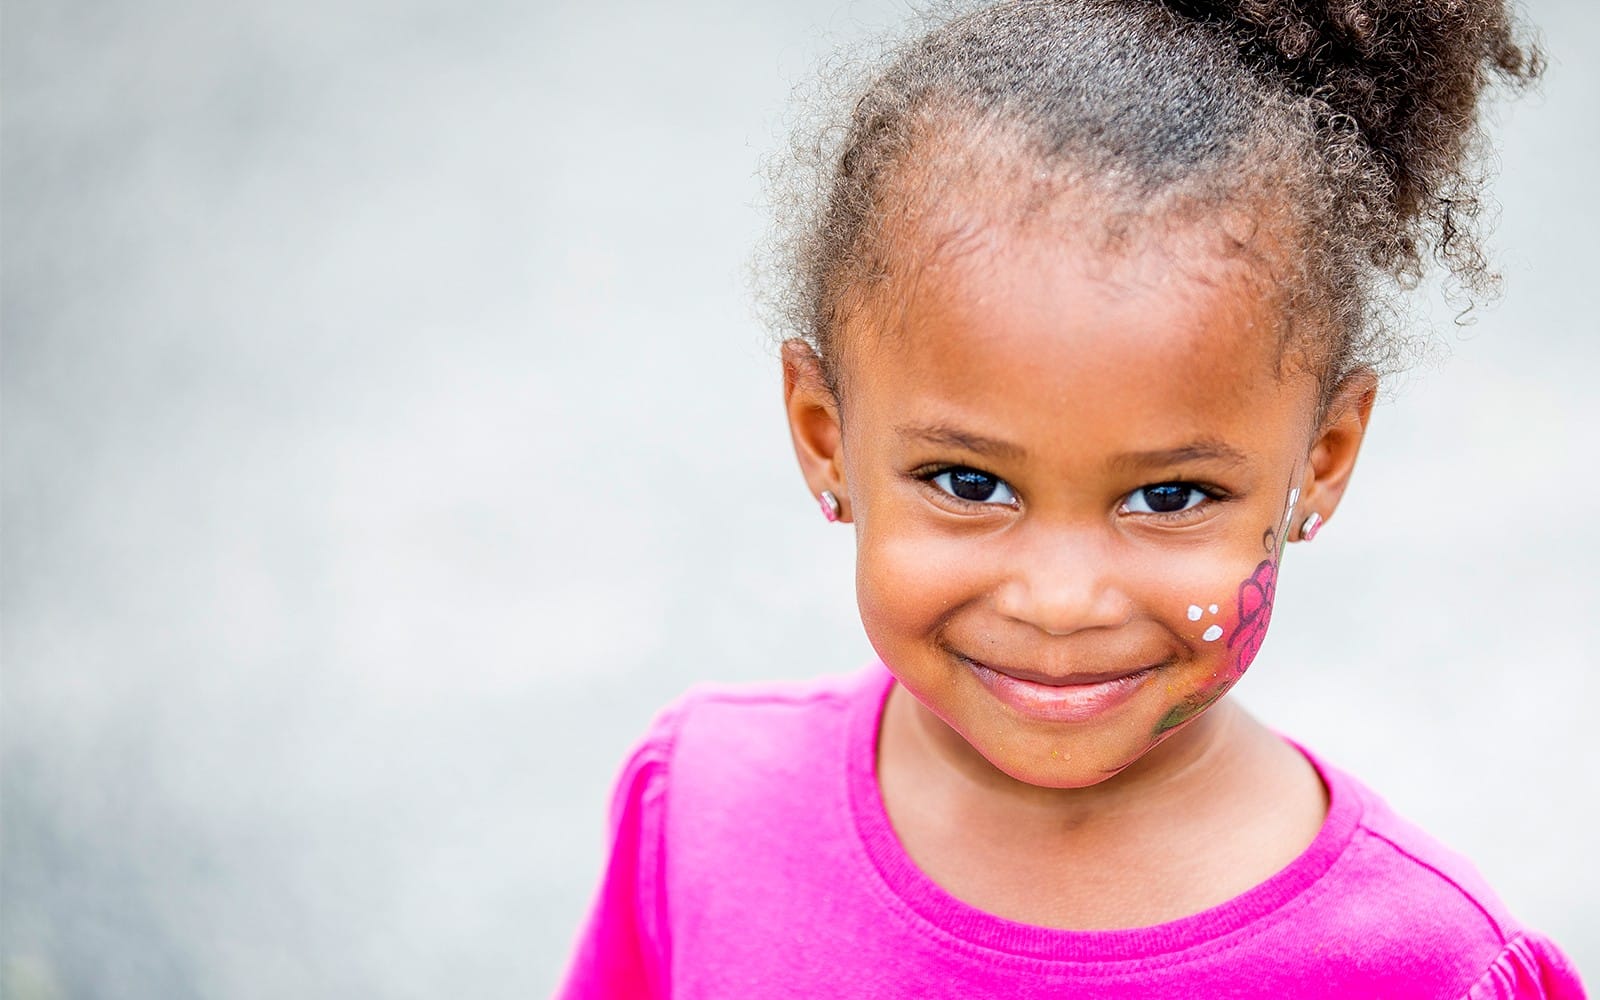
782, 339, 851, 522
1294, 369, 1378, 541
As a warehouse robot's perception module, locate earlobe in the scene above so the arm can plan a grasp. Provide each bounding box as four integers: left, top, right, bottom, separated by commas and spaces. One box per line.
1295, 370, 1378, 540
782, 339, 851, 521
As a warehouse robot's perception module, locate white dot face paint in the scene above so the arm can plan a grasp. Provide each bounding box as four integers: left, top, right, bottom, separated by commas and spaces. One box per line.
1208, 604, 1219, 615
1187, 605, 1203, 621
1202, 624, 1224, 642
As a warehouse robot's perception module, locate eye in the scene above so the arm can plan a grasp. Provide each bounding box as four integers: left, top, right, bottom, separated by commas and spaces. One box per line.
929, 467, 1018, 506
1121, 483, 1210, 515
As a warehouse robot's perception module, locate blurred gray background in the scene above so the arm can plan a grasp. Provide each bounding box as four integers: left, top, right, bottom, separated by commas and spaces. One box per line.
3, 1, 1596, 996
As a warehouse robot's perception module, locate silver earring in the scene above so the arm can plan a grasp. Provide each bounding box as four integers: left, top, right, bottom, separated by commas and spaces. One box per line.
818, 490, 841, 522
1299, 511, 1324, 542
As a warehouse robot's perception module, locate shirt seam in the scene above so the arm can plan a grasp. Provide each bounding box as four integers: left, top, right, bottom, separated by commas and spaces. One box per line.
1473, 932, 1523, 997
853, 836, 1364, 977
1357, 825, 1509, 943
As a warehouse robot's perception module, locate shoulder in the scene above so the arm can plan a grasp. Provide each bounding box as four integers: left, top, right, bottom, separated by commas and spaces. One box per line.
652, 666, 869, 787
614, 664, 876, 807
566, 669, 876, 999
624, 665, 868, 747
1295, 748, 1587, 999
597, 664, 878, 870
615, 666, 878, 923
671, 668, 866, 734
1333, 760, 1520, 941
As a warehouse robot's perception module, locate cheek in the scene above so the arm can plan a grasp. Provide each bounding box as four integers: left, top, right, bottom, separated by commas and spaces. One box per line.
1149, 550, 1280, 735
854, 523, 977, 645
1123, 544, 1267, 654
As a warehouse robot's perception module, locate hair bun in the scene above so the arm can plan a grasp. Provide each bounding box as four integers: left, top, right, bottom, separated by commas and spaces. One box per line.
1161, 0, 1540, 225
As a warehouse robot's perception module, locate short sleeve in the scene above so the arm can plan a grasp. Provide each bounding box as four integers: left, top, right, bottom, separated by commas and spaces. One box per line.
554, 702, 684, 1000
1465, 933, 1588, 1000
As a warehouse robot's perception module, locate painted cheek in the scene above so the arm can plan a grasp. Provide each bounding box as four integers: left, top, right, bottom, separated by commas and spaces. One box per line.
1155, 557, 1279, 735
1156, 480, 1297, 736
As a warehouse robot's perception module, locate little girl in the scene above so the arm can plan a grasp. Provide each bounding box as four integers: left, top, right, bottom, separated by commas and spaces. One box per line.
559, 1, 1585, 996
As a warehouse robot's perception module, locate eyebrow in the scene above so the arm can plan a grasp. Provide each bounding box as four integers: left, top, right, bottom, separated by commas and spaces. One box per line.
896, 423, 1025, 460
1108, 439, 1249, 471
897, 425, 1249, 470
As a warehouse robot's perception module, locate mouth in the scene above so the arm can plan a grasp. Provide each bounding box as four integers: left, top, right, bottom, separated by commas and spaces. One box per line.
958, 654, 1158, 724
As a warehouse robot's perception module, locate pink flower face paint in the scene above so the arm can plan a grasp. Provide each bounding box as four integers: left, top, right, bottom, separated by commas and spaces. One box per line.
1226, 557, 1277, 676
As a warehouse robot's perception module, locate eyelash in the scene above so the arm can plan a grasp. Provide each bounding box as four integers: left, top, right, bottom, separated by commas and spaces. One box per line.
912, 465, 1230, 520
1118, 482, 1231, 521
913, 464, 1019, 509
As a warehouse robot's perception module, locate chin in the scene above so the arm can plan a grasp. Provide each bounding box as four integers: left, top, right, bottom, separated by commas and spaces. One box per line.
967, 725, 1159, 790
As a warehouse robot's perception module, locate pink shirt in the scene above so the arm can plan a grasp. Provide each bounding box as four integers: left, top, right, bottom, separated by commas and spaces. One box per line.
557, 662, 1585, 998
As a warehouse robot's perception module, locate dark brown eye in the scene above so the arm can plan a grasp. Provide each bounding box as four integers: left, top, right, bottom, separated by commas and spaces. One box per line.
1124, 484, 1206, 515
930, 467, 1016, 505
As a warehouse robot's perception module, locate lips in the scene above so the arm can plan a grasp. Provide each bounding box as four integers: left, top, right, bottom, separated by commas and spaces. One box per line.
960, 654, 1156, 724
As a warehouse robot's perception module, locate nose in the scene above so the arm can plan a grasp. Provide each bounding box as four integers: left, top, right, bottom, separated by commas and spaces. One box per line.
992, 531, 1134, 637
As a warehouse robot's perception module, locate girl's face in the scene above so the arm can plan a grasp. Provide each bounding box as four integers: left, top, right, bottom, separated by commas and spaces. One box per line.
786, 219, 1373, 789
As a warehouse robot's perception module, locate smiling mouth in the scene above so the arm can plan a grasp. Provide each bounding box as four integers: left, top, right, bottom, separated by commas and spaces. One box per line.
959, 654, 1157, 724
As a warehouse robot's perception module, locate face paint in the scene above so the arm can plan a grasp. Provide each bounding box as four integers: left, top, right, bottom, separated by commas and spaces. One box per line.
1225, 556, 1278, 677
1154, 479, 1297, 735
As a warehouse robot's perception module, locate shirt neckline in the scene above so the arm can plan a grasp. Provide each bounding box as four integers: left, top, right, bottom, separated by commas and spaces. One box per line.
844, 660, 1363, 964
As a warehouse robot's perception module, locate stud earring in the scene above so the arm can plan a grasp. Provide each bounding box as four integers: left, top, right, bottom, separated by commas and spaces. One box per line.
818, 490, 841, 522
1299, 511, 1324, 542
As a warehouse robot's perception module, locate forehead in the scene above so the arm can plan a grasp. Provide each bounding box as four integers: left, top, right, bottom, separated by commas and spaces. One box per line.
845, 222, 1309, 453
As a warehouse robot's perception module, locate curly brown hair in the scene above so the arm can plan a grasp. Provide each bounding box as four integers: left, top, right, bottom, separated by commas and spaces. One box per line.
760, 0, 1540, 401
